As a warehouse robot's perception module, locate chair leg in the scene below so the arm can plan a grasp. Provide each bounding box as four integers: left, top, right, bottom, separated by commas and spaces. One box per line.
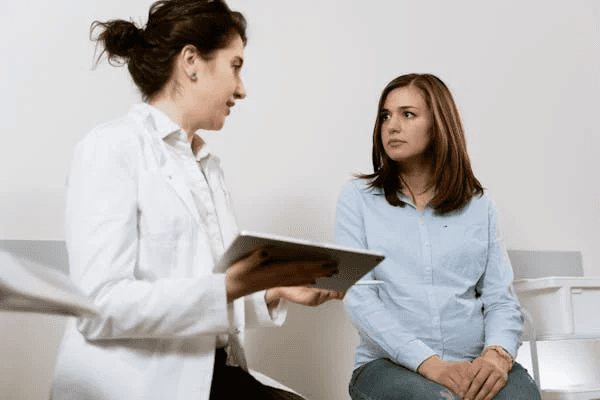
530, 339, 541, 391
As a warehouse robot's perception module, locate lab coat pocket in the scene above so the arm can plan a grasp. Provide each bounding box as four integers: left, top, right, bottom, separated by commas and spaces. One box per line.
137, 235, 178, 280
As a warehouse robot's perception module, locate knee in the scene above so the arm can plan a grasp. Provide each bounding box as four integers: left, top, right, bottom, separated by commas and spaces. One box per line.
495, 363, 541, 400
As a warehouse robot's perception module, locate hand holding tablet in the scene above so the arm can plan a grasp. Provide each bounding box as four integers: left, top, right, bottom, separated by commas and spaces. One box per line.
216, 231, 385, 292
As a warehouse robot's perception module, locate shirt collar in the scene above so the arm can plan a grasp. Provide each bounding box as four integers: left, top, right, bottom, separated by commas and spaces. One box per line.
131, 103, 214, 162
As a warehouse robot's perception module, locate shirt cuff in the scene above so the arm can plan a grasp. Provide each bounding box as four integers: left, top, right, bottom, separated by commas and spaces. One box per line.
399, 339, 438, 372
484, 337, 519, 360
244, 290, 287, 329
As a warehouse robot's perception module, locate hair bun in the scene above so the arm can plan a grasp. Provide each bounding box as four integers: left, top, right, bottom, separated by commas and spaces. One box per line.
102, 20, 144, 58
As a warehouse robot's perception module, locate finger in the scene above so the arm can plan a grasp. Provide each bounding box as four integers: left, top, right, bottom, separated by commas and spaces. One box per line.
242, 246, 271, 268
321, 260, 339, 274
304, 289, 345, 306
483, 377, 507, 400
473, 372, 499, 400
443, 376, 465, 398
448, 373, 468, 397
464, 364, 476, 383
464, 368, 487, 400
300, 260, 339, 281
330, 290, 345, 300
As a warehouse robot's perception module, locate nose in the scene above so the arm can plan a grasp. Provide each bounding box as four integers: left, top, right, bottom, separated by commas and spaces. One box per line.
234, 79, 246, 100
386, 114, 402, 134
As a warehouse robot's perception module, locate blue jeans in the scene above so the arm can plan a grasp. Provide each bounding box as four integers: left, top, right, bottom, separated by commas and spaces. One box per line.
349, 358, 541, 400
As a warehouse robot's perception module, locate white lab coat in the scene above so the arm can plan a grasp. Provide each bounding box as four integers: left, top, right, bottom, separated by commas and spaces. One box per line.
52, 104, 286, 400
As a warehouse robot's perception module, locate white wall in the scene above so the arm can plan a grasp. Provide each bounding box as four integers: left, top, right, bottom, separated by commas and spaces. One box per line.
2, 1, 600, 399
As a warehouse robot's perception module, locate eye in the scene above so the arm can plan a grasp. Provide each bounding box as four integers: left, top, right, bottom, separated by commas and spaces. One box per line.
404, 111, 416, 118
380, 113, 390, 122
232, 64, 242, 74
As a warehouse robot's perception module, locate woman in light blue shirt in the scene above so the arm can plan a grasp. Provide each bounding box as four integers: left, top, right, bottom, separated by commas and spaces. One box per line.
336, 74, 540, 400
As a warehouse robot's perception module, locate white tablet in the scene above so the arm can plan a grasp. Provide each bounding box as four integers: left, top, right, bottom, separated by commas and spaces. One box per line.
214, 231, 385, 291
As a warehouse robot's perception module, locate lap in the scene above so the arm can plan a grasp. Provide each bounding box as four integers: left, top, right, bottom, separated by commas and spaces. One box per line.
349, 358, 540, 400
210, 350, 304, 400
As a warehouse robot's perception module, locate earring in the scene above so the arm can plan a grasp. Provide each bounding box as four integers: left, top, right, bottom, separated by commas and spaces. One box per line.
191, 73, 197, 80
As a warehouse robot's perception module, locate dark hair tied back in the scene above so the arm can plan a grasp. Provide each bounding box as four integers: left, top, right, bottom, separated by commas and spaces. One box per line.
90, 0, 247, 102
93, 20, 144, 62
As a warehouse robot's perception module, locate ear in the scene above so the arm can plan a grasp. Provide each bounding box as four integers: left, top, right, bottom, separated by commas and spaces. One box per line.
178, 44, 200, 81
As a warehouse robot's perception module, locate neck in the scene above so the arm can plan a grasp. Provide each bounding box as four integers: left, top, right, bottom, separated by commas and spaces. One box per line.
399, 161, 433, 195
149, 95, 196, 142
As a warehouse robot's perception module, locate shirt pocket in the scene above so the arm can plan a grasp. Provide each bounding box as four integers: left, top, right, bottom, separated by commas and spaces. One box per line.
438, 223, 487, 282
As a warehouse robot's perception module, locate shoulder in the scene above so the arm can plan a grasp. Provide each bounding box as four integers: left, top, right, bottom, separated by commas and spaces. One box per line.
75, 109, 146, 158
459, 190, 501, 226
71, 108, 148, 174
339, 178, 382, 198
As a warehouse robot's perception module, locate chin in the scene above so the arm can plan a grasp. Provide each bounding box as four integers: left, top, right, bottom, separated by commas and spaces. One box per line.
206, 119, 226, 131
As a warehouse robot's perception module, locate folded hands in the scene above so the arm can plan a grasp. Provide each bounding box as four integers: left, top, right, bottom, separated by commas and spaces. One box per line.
417, 348, 512, 400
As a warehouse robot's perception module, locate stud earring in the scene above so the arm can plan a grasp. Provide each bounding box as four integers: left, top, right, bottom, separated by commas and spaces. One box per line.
191, 73, 197, 80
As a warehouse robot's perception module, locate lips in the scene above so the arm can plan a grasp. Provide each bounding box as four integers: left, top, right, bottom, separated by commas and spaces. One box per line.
387, 140, 406, 146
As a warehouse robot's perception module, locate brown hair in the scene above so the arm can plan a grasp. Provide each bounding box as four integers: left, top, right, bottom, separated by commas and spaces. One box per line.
90, 0, 247, 102
358, 73, 483, 214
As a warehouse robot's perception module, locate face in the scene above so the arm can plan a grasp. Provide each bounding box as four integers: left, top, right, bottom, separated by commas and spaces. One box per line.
192, 34, 246, 131
380, 85, 433, 166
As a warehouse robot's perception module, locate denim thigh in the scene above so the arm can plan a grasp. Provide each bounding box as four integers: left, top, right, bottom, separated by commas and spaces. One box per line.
349, 359, 541, 400
349, 358, 460, 400
492, 362, 541, 400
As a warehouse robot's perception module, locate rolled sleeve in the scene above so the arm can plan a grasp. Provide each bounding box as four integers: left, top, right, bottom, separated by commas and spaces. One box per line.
244, 290, 287, 329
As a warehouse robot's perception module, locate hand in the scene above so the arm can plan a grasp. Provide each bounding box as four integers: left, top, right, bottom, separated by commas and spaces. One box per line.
417, 356, 471, 398
463, 355, 510, 400
225, 247, 338, 302
265, 286, 345, 308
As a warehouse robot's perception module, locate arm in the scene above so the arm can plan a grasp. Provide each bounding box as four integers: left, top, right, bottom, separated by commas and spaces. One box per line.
336, 181, 437, 372
462, 196, 522, 400
477, 196, 523, 358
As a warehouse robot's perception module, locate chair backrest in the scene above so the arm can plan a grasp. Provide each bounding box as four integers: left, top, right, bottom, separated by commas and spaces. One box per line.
507, 249, 583, 280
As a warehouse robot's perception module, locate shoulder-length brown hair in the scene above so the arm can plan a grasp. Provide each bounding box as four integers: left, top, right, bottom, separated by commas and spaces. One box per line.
358, 73, 483, 215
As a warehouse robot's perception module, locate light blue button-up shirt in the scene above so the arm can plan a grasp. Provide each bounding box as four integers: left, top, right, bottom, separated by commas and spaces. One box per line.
335, 179, 523, 372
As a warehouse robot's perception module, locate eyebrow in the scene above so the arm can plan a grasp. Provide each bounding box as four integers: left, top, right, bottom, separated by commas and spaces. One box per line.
381, 105, 419, 113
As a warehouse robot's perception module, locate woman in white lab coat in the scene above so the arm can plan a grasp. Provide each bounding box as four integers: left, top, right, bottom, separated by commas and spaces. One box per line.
51, 1, 342, 399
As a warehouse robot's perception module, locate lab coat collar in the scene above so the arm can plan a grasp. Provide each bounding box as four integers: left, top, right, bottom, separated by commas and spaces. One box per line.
132, 103, 217, 164
132, 102, 182, 140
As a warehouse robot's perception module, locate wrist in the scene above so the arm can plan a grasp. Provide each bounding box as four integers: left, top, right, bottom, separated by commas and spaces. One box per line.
265, 288, 281, 310
482, 346, 513, 373
417, 355, 444, 378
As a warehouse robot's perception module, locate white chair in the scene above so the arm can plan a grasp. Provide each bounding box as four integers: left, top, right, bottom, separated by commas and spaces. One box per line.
508, 249, 600, 400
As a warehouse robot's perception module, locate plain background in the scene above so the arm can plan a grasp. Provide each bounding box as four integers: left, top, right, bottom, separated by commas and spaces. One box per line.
1, 1, 599, 399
